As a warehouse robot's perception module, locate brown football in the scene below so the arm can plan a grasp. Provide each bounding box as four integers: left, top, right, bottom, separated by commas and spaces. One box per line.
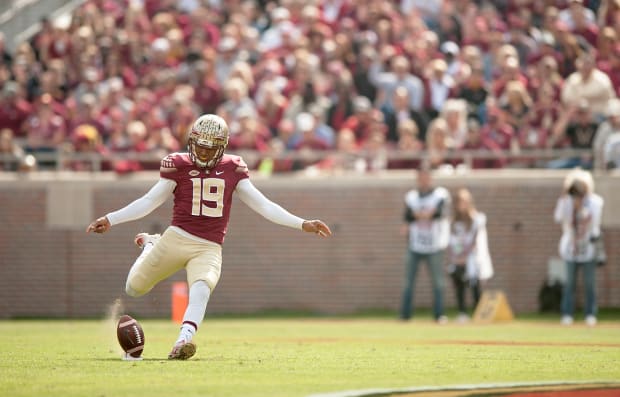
116, 314, 145, 358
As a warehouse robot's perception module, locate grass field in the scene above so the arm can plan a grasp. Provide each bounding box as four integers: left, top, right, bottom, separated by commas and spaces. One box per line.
1, 314, 619, 397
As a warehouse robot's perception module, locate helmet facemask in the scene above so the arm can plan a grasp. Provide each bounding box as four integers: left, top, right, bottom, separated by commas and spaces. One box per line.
188, 115, 229, 169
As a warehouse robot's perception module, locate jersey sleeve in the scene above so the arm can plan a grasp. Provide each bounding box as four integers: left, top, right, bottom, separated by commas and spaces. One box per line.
232, 155, 250, 180
160, 153, 181, 180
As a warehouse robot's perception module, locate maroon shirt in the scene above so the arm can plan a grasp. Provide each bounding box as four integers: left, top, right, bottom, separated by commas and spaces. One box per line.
160, 153, 249, 245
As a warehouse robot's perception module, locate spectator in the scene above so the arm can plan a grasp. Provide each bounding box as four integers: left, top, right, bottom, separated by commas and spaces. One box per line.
23, 93, 67, 154
548, 100, 600, 168
561, 52, 616, 119
424, 58, 455, 120
383, 86, 430, 144
0, 81, 32, 137
353, 45, 378, 104
325, 69, 355, 133
440, 99, 469, 150
593, 98, 620, 169
455, 63, 488, 122
370, 54, 425, 113
0, 128, 26, 171
400, 164, 451, 323
217, 77, 256, 130
340, 96, 381, 146
256, 80, 289, 137
387, 119, 424, 170
479, 106, 516, 152
316, 128, 362, 173
426, 118, 451, 169
461, 118, 506, 169
500, 80, 533, 134
0, 32, 13, 67
528, 82, 561, 142
602, 131, 620, 168
554, 169, 604, 326
448, 188, 493, 323
291, 112, 332, 153
66, 124, 108, 171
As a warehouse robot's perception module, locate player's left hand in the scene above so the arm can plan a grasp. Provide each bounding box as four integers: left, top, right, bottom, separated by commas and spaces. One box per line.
86, 216, 111, 234
302, 220, 332, 237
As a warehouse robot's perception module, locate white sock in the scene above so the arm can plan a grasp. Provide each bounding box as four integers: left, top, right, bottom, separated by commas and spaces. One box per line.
177, 280, 211, 343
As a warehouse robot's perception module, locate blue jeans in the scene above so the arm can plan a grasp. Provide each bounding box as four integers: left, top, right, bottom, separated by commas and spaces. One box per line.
561, 260, 598, 317
400, 250, 446, 320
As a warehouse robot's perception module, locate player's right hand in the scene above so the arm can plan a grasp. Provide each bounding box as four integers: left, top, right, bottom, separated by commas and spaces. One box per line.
86, 216, 111, 234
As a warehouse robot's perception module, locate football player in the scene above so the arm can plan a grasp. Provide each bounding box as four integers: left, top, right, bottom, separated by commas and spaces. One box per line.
87, 114, 331, 360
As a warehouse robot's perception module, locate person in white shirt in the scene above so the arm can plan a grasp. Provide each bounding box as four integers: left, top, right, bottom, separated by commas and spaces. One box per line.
553, 169, 604, 326
448, 188, 493, 323
400, 165, 451, 323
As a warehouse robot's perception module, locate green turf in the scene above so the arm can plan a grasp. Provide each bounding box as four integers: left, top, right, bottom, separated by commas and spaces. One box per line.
0, 316, 618, 397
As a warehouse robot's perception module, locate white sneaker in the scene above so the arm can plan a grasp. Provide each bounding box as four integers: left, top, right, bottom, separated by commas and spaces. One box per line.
134, 233, 161, 249
457, 313, 470, 324
561, 315, 574, 325
436, 315, 448, 325
585, 315, 597, 326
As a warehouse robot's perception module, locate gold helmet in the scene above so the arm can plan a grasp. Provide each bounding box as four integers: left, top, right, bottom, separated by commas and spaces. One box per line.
188, 114, 229, 168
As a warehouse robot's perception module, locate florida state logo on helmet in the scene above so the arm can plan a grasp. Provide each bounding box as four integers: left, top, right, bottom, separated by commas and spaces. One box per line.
188, 114, 229, 169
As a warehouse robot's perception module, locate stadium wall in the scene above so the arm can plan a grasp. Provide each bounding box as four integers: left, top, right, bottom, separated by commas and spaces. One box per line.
0, 170, 619, 319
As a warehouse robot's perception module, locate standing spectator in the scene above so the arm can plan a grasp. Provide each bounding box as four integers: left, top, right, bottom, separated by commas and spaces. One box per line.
554, 169, 604, 326
400, 165, 451, 323
448, 188, 493, 323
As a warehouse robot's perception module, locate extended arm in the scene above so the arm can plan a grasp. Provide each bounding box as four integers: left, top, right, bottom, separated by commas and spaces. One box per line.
235, 179, 331, 237
86, 178, 176, 233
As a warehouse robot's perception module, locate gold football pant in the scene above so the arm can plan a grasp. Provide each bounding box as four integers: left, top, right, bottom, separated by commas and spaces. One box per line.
126, 227, 222, 296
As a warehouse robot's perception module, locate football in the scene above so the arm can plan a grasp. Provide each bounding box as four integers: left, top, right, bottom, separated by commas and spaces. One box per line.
116, 314, 145, 358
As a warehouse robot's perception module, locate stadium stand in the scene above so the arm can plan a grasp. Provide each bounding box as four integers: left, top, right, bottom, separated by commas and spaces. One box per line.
0, 0, 619, 173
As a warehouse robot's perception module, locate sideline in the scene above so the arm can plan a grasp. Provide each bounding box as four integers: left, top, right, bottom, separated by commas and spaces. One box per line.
306, 381, 620, 397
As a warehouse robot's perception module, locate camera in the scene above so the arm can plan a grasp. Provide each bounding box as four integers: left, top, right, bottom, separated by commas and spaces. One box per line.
568, 183, 585, 197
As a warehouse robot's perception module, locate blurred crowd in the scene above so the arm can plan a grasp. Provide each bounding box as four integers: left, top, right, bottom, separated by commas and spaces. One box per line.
2, 0, 620, 173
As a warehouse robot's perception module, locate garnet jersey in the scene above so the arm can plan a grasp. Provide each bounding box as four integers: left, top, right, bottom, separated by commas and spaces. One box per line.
160, 153, 249, 245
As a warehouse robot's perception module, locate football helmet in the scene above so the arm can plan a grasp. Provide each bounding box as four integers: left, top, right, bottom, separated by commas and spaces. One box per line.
188, 114, 229, 169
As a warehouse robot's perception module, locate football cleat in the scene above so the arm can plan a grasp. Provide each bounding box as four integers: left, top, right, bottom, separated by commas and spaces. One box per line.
134, 233, 161, 249
168, 340, 196, 360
